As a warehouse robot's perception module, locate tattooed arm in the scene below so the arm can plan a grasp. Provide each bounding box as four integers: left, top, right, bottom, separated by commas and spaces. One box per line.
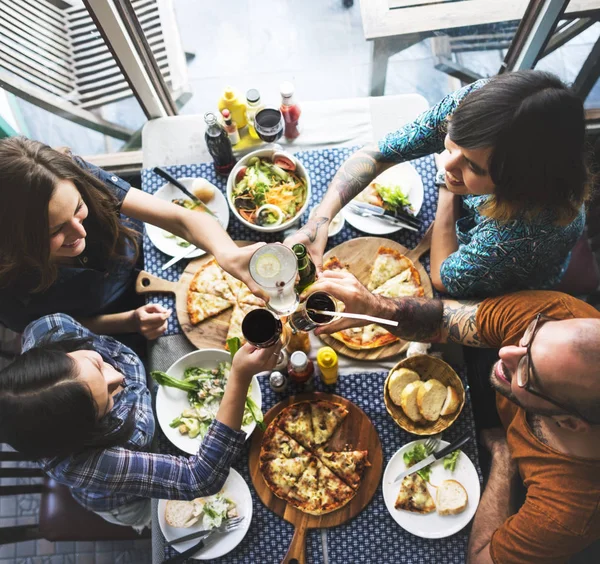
305, 270, 487, 347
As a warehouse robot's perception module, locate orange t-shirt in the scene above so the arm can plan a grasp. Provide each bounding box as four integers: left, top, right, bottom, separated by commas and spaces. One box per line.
477, 290, 600, 563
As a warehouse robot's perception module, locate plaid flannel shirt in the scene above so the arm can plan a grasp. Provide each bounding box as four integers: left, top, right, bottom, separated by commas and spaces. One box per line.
23, 314, 246, 512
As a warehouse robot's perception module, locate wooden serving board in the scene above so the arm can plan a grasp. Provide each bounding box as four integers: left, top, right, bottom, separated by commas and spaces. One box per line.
248, 392, 383, 564
319, 228, 433, 360
135, 242, 253, 351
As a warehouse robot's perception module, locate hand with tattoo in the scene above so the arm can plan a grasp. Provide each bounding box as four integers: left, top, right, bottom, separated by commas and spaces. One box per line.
283, 213, 330, 273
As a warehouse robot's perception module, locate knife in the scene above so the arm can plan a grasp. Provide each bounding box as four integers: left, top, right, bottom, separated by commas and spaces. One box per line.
163, 529, 221, 564
153, 167, 218, 219
164, 527, 213, 547
348, 204, 419, 232
391, 432, 472, 485
349, 201, 422, 228
162, 245, 198, 270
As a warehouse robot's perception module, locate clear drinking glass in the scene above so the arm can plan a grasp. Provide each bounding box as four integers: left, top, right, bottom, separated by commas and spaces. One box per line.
254, 108, 284, 143
288, 291, 339, 332
241, 308, 290, 349
249, 243, 299, 317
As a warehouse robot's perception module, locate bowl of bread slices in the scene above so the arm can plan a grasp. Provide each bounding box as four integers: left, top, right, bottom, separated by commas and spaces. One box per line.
384, 355, 465, 435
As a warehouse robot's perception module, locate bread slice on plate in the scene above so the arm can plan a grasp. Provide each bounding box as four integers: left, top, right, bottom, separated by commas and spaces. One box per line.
417, 379, 447, 421
436, 479, 468, 515
388, 368, 420, 406
400, 381, 424, 422
165, 499, 202, 528
440, 386, 461, 416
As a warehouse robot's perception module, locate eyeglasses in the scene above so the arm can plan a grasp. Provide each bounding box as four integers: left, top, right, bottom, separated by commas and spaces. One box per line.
517, 313, 589, 423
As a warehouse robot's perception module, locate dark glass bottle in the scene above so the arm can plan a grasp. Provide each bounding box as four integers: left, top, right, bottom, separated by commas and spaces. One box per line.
204, 112, 236, 175
293, 243, 316, 293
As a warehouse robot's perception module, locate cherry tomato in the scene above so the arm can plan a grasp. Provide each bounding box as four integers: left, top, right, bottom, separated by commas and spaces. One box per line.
235, 166, 247, 184
273, 156, 296, 171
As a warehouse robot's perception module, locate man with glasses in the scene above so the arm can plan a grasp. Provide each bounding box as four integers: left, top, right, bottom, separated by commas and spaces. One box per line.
307, 270, 600, 564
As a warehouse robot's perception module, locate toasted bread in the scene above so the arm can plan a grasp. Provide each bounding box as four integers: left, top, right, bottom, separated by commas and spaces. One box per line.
164, 499, 203, 528
388, 368, 421, 406
417, 379, 447, 421
400, 381, 424, 422
436, 479, 468, 516
440, 385, 461, 416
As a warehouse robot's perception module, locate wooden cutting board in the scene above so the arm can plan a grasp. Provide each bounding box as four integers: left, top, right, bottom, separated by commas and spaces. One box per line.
319, 228, 433, 360
135, 242, 253, 350
248, 392, 383, 564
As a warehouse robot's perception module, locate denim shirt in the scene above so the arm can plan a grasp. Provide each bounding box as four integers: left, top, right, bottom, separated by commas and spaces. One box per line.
0, 158, 140, 332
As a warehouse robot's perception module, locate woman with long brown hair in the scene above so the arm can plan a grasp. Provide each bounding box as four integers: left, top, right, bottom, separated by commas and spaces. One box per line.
0, 137, 263, 338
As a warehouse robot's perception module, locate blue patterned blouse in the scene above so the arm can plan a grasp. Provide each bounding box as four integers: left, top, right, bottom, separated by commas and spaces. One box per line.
378, 79, 585, 298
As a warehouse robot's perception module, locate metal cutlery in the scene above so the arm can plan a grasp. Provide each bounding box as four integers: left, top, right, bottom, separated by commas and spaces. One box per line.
423, 433, 442, 456
347, 203, 419, 232
163, 517, 244, 563
391, 432, 471, 485
153, 167, 218, 218
348, 201, 422, 228
162, 245, 199, 270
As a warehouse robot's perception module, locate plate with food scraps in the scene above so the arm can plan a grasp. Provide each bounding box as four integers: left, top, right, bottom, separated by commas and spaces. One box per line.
157, 468, 252, 560
382, 439, 481, 539
342, 162, 423, 235
145, 177, 230, 257
154, 349, 262, 455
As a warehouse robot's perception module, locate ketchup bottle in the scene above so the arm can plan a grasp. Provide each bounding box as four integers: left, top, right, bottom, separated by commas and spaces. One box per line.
280, 82, 301, 140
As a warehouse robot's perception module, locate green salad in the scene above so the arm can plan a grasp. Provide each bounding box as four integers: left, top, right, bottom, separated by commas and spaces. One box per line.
372, 183, 413, 213
152, 361, 263, 441
231, 157, 307, 226
198, 492, 237, 530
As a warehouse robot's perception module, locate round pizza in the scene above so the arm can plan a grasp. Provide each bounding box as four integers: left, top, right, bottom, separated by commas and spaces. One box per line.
259, 400, 369, 515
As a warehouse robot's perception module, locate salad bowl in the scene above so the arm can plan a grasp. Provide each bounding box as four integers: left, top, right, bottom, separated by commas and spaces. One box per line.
226, 148, 311, 232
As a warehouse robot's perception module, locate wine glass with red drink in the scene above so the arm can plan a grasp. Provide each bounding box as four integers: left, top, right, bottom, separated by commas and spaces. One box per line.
254, 108, 284, 143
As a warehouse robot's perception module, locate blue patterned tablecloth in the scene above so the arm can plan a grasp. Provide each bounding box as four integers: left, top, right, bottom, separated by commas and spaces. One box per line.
141, 147, 439, 335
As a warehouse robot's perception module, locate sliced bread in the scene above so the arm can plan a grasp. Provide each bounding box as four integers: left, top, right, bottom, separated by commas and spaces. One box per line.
388, 368, 421, 406
416, 379, 447, 421
400, 381, 424, 422
440, 385, 461, 416
436, 479, 468, 516
165, 499, 203, 528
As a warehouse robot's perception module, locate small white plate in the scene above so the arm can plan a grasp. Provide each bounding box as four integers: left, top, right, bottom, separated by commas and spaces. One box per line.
342, 162, 424, 235
145, 177, 230, 258
382, 439, 481, 539
155, 349, 262, 455
157, 468, 252, 560
309, 206, 345, 237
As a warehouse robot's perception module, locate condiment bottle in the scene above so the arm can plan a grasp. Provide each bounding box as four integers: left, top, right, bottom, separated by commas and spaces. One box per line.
204, 112, 236, 175
293, 243, 316, 293
221, 109, 240, 145
269, 371, 288, 393
317, 346, 338, 385
280, 81, 301, 140
217, 87, 247, 129
274, 349, 289, 373
288, 351, 314, 384
246, 89, 264, 140
285, 327, 311, 355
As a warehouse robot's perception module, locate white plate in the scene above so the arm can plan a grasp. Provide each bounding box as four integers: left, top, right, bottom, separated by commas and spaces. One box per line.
145, 177, 230, 257
342, 162, 424, 235
156, 349, 262, 455
157, 468, 252, 560
382, 439, 481, 539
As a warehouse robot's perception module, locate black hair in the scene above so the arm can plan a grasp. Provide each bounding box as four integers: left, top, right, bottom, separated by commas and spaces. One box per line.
448, 70, 589, 223
0, 331, 135, 459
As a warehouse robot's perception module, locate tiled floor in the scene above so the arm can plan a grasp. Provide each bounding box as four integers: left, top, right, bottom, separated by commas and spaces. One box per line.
3, 1, 600, 563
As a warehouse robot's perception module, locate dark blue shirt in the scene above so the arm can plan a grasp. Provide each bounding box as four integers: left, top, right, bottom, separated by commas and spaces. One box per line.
0, 159, 141, 332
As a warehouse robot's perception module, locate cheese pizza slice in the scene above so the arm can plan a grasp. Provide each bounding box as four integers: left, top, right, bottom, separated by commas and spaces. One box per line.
361, 323, 399, 349
236, 283, 266, 307
316, 449, 369, 491
316, 460, 357, 514
189, 259, 236, 302
259, 425, 309, 461
330, 326, 365, 350
373, 265, 424, 299
276, 402, 316, 450
394, 473, 436, 514
260, 455, 311, 499
323, 256, 350, 272
225, 302, 259, 348
287, 456, 322, 514
367, 247, 413, 291
309, 400, 348, 446
186, 291, 233, 325
222, 270, 243, 300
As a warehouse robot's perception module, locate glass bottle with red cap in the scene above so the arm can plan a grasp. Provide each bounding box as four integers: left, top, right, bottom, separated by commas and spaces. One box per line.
280, 81, 301, 140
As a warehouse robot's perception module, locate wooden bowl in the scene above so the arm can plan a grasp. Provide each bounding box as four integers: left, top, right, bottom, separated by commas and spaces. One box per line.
383, 354, 465, 436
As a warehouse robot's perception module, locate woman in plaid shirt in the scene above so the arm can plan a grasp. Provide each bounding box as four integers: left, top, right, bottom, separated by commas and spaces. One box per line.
0, 313, 279, 530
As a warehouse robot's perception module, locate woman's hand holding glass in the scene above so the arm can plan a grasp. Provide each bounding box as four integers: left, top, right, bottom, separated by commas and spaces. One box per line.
229, 342, 282, 386
216, 242, 269, 301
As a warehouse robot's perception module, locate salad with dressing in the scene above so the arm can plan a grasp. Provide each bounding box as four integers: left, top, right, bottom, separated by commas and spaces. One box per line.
231, 155, 307, 226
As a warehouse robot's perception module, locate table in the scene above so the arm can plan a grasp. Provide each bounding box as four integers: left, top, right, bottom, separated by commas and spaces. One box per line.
359, 0, 599, 96
141, 94, 479, 563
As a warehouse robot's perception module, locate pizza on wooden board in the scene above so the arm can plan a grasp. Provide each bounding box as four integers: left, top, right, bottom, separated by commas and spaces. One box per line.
259, 400, 370, 515
323, 245, 424, 350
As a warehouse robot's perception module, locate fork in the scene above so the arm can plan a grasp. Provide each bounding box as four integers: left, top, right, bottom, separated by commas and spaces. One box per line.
163, 518, 244, 563
424, 434, 442, 455
165, 516, 244, 547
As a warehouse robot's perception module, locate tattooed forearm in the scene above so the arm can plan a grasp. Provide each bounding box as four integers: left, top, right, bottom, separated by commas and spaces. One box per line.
441, 300, 484, 347
379, 297, 444, 342
298, 216, 329, 243
330, 146, 388, 207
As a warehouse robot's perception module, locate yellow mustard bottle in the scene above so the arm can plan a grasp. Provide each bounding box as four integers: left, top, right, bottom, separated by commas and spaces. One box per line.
217, 87, 247, 129
317, 347, 338, 385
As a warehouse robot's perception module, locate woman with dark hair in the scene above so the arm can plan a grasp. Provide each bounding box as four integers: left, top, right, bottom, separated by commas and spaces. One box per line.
286, 71, 590, 298
0, 137, 265, 337
0, 313, 279, 529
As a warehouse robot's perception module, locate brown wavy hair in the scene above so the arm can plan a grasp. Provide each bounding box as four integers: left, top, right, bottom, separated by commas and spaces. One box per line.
0, 137, 139, 292
448, 70, 590, 224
